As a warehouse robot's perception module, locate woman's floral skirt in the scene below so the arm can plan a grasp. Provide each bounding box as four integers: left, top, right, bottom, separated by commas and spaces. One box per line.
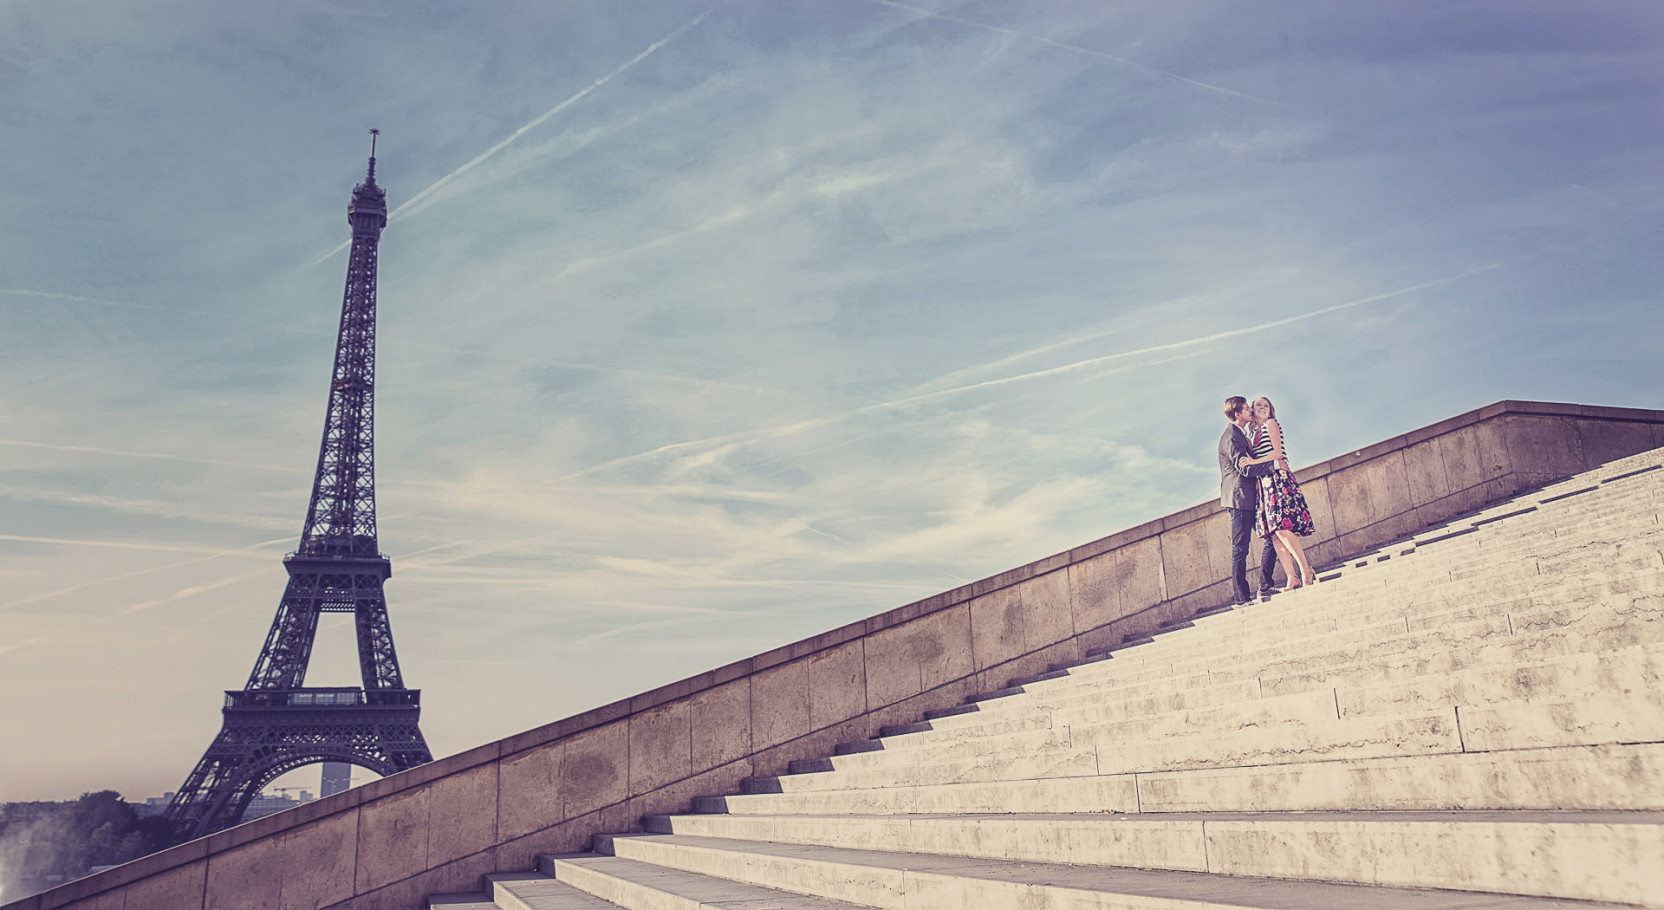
1257, 469, 1315, 539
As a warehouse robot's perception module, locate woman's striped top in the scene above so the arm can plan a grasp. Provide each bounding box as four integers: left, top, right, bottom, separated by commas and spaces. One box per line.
1250, 419, 1282, 464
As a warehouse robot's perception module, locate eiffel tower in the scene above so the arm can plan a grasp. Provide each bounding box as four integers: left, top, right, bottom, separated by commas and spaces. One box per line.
164, 133, 432, 840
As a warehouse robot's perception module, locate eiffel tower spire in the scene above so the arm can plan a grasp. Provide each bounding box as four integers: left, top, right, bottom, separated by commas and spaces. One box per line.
165, 134, 432, 839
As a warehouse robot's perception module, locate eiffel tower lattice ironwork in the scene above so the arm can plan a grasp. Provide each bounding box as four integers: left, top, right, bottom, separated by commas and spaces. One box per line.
164, 133, 432, 840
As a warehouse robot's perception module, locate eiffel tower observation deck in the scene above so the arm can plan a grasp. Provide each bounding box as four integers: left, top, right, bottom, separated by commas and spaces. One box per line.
158, 133, 433, 842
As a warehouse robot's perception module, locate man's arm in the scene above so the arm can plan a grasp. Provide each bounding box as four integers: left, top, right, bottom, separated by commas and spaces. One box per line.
1230, 434, 1272, 478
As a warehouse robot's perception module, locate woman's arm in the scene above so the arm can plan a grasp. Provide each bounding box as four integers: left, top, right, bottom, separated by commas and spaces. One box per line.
1241, 420, 1288, 469
1268, 419, 1291, 472
1238, 423, 1277, 466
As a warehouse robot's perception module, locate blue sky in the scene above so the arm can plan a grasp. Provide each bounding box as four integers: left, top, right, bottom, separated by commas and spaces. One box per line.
1, 0, 1660, 803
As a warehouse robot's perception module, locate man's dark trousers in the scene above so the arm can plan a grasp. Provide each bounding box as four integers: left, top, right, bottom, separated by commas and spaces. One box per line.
1228, 507, 1281, 603
1259, 532, 1278, 592
1228, 507, 1255, 603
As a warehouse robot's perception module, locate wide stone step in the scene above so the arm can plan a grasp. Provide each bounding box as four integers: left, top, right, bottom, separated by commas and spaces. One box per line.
1294, 497, 1662, 578
765, 680, 1664, 799
824, 644, 1664, 779
1181, 546, 1664, 643
1034, 558, 1664, 690
538, 853, 872, 909
474, 872, 623, 909
708, 742, 1664, 816
1134, 555, 1664, 665
1280, 535, 1664, 617
759, 706, 1474, 795
428, 894, 502, 910
596, 831, 1648, 908
1097, 596, 1663, 704
880, 593, 1664, 755
826, 597, 1664, 773
641, 809, 1664, 904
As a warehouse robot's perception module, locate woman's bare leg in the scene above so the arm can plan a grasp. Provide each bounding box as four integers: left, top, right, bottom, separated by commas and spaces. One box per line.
1277, 529, 1315, 585
1271, 533, 1296, 586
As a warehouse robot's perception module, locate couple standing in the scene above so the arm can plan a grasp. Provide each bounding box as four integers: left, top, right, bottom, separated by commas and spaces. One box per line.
1217, 395, 1317, 605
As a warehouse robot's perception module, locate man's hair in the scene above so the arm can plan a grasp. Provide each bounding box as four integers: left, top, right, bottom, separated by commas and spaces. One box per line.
1223, 396, 1247, 420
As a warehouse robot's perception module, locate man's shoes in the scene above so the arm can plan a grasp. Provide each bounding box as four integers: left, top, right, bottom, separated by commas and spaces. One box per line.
1257, 586, 1279, 599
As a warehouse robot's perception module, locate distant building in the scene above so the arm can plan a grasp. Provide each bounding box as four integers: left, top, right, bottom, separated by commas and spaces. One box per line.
321, 762, 352, 797
243, 790, 314, 820
132, 788, 314, 822
134, 793, 174, 817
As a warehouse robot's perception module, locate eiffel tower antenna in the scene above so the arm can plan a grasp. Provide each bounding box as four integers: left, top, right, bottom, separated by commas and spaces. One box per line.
164, 137, 432, 840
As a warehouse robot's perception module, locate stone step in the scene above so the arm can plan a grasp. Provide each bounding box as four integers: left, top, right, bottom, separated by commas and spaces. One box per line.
1318, 520, 1663, 592
833, 597, 1664, 768
428, 894, 501, 910
837, 640, 1664, 773
1323, 496, 1653, 560
639, 809, 1664, 904
1121, 540, 1662, 650
758, 706, 1463, 794
1401, 499, 1659, 551
1057, 581, 1661, 691
482, 872, 621, 909
1337, 639, 1664, 718
537, 853, 871, 910
706, 742, 1664, 816
814, 642, 1664, 791
902, 592, 1664, 748
803, 685, 1662, 794
1160, 548, 1664, 653
1274, 533, 1664, 613
595, 831, 1650, 908
1200, 537, 1664, 630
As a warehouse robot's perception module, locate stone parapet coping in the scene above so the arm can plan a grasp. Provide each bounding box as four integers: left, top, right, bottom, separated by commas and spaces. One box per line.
9, 399, 1662, 910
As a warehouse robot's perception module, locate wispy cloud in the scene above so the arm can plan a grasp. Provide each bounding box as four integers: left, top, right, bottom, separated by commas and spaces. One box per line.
309, 7, 718, 265
0, 535, 292, 613
557, 264, 1501, 482
0, 637, 44, 656
0, 288, 149, 309
0, 439, 303, 474
864, 0, 1276, 105
124, 567, 270, 614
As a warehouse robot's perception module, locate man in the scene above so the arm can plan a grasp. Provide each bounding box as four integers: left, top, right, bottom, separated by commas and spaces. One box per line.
1218, 396, 1278, 605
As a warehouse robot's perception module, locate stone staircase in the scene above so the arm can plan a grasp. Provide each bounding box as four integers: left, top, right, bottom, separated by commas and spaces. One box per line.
432, 449, 1664, 909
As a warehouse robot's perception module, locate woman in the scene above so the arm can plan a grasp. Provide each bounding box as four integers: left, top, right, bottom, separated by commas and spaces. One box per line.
1242, 396, 1317, 587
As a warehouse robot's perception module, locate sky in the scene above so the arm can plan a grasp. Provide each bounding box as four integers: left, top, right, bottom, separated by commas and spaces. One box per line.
0, 0, 1661, 804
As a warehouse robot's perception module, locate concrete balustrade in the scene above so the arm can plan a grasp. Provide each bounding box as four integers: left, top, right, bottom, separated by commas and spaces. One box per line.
9, 400, 1663, 910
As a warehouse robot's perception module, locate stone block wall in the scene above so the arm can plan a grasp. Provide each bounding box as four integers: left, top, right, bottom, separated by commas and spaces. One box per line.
9, 400, 1662, 910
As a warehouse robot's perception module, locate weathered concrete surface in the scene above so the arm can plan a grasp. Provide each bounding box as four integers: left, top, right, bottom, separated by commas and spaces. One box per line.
10, 400, 1662, 910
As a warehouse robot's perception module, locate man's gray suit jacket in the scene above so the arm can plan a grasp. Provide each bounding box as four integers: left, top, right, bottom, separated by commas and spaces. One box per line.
1219, 423, 1271, 510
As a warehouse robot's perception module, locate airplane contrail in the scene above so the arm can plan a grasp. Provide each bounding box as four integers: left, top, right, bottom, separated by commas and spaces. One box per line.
0, 535, 294, 612
0, 438, 304, 474
125, 567, 271, 614
0, 288, 146, 309
865, 0, 1276, 106
561, 263, 1501, 480
900, 263, 1504, 397
311, 8, 716, 266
